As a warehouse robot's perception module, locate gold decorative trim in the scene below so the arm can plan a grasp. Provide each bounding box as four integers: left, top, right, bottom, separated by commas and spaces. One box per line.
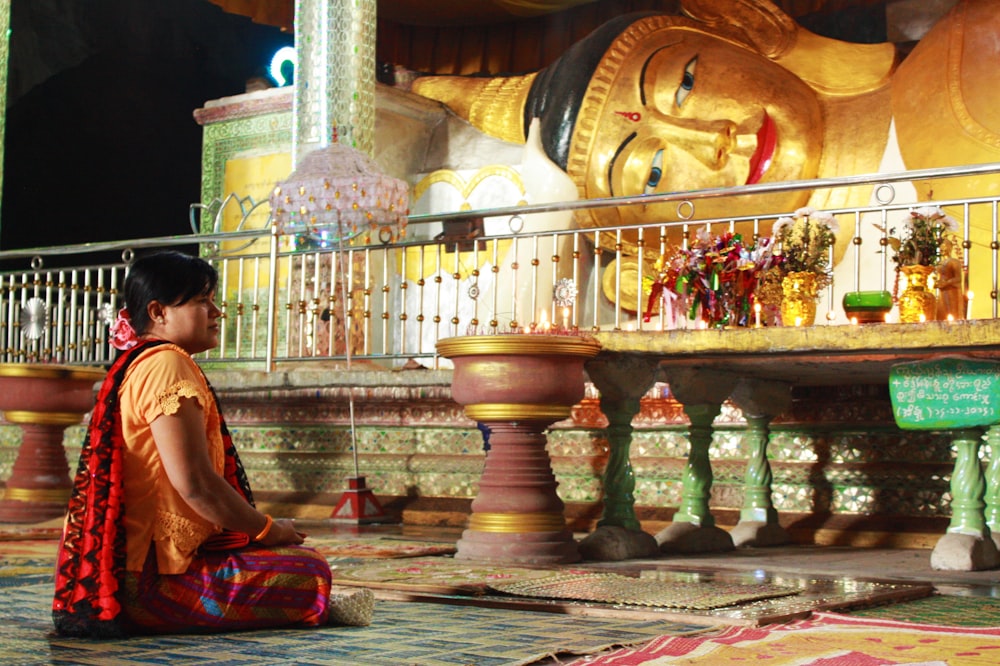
465, 403, 571, 422
3, 486, 71, 503
437, 334, 601, 359
0, 364, 105, 382
468, 511, 566, 533
2, 410, 87, 426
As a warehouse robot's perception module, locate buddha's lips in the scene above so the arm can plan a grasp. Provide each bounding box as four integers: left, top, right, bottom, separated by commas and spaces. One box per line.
746, 112, 776, 185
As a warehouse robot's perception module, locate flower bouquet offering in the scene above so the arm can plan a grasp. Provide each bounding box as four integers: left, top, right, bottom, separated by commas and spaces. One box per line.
768, 207, 839, 287
875, 205, 958, 269
758, 207, 839, 326
644, 229, 775, 328
875, 205, 960, 323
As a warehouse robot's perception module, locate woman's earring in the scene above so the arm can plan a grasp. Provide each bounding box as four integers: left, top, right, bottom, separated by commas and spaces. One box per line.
157, 317, 165, 324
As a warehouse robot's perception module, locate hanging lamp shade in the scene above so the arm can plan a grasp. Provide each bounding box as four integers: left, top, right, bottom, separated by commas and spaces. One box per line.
269, 143, 409, 248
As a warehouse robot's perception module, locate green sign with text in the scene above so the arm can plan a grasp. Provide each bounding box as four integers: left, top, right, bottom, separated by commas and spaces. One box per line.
890, 357, 1000, 430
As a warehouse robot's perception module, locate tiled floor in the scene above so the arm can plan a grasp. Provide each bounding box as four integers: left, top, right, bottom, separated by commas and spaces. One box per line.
5, 520, 1000, 665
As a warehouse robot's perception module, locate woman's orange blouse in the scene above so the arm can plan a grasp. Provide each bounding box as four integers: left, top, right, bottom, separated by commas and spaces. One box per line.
118, 343, 224, 574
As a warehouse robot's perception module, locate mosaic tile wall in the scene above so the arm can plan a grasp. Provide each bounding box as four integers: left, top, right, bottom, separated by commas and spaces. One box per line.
0, 381, 964, 526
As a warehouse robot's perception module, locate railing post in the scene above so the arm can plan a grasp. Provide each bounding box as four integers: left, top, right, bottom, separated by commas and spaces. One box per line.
265, 222, 279, 372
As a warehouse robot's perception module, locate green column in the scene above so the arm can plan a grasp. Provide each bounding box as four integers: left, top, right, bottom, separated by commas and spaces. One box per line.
596, 395, 641, 530
584, 355, 658, 532
672, 402, 721, 527
740, 414, 778, 524
984, 426, 1000, 537
948, 428, 989, 537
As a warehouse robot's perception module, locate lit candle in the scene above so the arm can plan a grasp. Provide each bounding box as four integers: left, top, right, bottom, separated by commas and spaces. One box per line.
561, 306, 570, 331
850, 317, 858, 326
794, 316, 803, 327
539, 309, 550, 332
918, 313, 926, 323
754, 302, 761, 328
947, 314, 955, 323
967, 291, 974, 320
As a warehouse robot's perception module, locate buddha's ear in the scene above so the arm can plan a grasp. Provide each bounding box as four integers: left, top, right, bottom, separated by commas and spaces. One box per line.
680, 0, 797, 59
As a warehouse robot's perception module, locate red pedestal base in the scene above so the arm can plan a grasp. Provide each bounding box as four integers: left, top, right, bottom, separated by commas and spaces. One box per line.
330, 476, 388, 523
0, 422, 74, 523
456, 528, 580, 564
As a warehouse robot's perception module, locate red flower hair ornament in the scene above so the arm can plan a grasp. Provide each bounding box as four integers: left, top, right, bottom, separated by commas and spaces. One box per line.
109, 309, 139, 351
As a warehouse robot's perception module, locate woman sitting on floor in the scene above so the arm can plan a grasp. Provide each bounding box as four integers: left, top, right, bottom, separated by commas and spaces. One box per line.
52, 251, 372, 637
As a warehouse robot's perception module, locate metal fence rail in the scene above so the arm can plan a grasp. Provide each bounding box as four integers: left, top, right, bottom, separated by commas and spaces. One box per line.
1, 163, 998, 369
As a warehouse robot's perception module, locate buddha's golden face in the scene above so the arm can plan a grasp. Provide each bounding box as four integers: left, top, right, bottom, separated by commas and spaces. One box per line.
577, 27, 825, 228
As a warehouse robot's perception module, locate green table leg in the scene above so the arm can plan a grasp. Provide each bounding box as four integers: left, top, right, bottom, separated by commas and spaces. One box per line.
984, 425, 1000, 544
930, 427, 1000, 570
584, 355, 658, 531
739, 414, 779, 524
672, 402, 720, 527
596, 395, 641, 531
947, 428, 989, 537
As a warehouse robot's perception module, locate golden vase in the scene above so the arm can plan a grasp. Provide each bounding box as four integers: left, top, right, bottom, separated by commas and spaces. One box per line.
780, 271, 819, 326
898, 264, 937, 323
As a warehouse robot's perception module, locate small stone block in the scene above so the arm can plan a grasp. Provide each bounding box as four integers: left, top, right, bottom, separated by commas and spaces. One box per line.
890, 356, 1000, 430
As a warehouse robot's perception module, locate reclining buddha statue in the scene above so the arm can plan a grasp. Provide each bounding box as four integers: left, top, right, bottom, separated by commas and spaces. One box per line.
411, 0, 1000, 316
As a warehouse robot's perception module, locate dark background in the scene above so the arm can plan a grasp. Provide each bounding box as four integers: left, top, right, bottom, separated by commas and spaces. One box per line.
1, 0, 290, 263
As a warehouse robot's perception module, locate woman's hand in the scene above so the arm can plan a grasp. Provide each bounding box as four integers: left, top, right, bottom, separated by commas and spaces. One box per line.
258, 518, 306, 547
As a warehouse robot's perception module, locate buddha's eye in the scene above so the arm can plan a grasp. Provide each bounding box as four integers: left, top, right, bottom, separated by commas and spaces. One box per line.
675, 56, 697, 107
644, 149, 664, 194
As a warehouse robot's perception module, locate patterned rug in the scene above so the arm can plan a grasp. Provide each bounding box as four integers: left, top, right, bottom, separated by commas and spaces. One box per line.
489, 572, 799, 610
308, 535, 457, 559
566, 611, 1000, 665
849, 592, 1000, 627
0, 525, 62, 541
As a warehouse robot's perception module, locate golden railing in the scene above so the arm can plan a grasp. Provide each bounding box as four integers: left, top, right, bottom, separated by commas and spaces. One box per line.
0, 162, 998, 369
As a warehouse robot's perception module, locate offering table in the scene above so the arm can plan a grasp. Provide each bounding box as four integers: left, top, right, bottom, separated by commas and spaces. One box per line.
587, 319, 1000, 568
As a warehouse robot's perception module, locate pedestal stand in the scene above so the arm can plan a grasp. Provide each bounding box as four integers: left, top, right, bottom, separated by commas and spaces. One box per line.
0, 364, 105, 523
437, 334, 601, 564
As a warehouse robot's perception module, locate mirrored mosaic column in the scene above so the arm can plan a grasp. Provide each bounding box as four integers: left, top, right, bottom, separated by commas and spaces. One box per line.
293, 0, 376, 164
0, 0, 10, 225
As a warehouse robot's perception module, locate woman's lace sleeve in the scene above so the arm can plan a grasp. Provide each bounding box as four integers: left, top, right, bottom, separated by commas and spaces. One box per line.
157, 379, 206, 416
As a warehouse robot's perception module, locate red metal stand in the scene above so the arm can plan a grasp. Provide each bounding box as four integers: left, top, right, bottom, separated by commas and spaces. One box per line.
331, 476, 387, 523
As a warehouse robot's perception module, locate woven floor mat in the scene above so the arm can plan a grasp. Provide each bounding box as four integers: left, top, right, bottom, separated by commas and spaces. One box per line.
330, 557, 563, 594
489, 571, 800, 610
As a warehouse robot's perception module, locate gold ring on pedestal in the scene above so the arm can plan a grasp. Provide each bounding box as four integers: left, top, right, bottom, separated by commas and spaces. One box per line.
2, 411, 86, 426
3, 487, 72, 503
468, 511, 567, 533
465, 404, 571, 422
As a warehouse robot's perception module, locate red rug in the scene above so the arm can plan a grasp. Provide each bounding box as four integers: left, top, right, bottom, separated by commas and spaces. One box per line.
567, 611, 1000, 665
